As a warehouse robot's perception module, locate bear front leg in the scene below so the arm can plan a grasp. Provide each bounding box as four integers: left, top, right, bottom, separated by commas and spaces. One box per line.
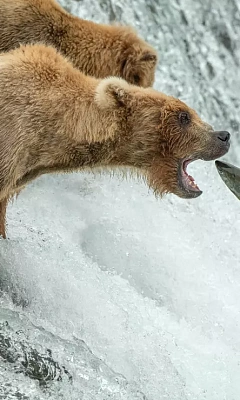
0, 197, 8, 239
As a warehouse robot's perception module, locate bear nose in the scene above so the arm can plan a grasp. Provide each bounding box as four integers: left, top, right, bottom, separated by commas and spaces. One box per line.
216, 131, 230, 143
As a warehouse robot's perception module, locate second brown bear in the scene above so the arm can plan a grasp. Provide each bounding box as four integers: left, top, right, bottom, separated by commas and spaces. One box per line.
0, 0, 158, 87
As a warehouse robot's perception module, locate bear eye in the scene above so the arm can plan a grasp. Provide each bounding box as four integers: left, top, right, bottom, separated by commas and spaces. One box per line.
179, 111, 191, 125
133, 74, 140, 84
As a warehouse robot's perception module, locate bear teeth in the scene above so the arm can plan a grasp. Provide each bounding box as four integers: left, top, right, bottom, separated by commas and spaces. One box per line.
182, 159, 200, 192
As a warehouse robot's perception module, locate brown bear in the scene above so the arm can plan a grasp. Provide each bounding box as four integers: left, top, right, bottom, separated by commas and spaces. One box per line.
0, 0, 157, 87
0, 44, 230, 238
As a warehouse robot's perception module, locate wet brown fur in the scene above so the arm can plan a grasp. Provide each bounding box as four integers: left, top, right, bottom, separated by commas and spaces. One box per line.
0, 44, 228, 238
0, 0, 158, 87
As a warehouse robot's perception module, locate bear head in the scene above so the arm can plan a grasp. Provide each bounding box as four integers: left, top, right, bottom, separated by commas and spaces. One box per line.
96, 77, 230, 199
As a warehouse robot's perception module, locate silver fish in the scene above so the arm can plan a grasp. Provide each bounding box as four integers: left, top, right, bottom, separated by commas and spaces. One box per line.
215, 160, 240, 200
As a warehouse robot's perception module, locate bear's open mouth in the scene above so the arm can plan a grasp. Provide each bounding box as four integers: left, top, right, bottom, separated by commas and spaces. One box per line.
178, 158, 202, 198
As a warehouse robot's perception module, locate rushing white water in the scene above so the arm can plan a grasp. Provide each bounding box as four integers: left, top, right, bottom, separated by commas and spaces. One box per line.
0, 1, 240, 399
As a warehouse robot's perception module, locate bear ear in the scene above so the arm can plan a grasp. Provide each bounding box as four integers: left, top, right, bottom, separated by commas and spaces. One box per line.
95, 77, 131, 109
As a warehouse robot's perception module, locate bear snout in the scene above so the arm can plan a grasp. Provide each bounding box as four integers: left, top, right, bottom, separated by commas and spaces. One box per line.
215, 131, 230, 144
200, 130, 231, 161
213, 130, 231, 154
